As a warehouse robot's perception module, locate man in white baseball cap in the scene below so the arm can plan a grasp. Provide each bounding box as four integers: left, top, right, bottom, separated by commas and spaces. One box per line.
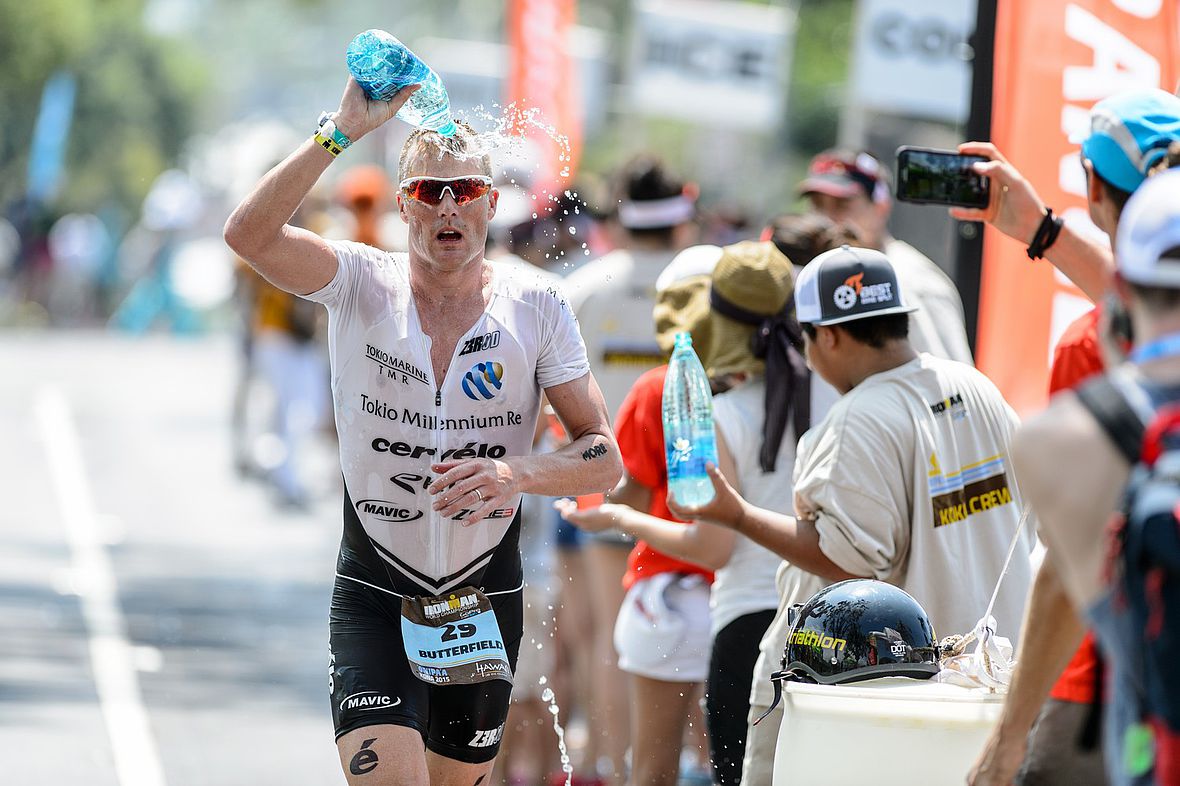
670, 246, 1037, 720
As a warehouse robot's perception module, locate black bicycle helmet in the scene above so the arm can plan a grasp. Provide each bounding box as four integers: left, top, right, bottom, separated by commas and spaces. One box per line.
783, 579, 940, 684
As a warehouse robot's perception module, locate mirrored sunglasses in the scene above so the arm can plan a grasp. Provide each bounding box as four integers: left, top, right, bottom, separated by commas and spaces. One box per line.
399, 175, 493, 206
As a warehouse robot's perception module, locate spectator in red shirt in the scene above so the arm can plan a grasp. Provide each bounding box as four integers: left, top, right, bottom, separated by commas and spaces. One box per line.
558, 245, 722, 785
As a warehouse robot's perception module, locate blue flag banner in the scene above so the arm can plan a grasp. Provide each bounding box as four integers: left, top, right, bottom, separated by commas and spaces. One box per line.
27, 71, 77, 204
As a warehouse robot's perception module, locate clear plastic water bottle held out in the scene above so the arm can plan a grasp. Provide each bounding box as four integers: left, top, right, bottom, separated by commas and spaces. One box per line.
345, 29, 457, 137
663, 332, 718, 507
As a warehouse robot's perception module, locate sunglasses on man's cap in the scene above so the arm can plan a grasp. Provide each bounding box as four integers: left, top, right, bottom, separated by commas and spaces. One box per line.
399, 175, 493, 206
802, 153, 883, 198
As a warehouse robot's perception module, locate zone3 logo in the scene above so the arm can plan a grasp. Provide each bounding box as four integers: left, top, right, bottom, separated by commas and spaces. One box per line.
469, 725, 505, 748
459, 330, 501, 356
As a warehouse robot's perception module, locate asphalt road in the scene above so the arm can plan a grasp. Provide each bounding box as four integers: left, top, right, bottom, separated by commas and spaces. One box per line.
0, 331, 347, 786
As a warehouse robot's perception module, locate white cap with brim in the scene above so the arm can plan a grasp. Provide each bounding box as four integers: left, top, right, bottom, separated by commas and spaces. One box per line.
1117, 168, 1180, 288
794, 245, 918, 326
656, 244, 723, 292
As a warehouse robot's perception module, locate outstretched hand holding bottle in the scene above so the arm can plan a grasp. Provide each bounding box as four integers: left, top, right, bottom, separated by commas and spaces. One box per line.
665, 461, 748, 529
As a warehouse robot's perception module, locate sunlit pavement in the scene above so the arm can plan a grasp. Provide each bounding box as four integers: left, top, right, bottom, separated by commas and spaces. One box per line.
0, 330, 345, 785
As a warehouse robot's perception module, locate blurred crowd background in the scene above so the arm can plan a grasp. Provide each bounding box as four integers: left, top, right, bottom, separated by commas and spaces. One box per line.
0, 2, 987, 782
0, 0, 977, 333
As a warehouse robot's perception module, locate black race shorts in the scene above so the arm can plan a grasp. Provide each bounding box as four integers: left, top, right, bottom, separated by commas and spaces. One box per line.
328, 574, 523, 764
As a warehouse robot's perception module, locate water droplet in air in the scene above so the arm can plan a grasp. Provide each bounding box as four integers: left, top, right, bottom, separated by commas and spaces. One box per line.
568, 226, 577, 235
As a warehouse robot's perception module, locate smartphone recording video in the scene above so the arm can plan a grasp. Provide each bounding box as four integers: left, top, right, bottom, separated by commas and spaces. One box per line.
895, 147, 990, 209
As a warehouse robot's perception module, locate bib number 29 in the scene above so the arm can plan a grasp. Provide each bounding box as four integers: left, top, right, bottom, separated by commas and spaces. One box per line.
440, 622, 477, 642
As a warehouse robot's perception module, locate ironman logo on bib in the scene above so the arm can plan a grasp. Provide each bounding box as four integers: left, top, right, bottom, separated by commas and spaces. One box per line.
463, 361, 504, 401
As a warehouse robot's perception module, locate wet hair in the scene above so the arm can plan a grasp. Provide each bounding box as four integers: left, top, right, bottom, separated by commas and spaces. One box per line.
762, 213, 863, 266
801, 313, 910, 349
615, 153, 687, 240
397, 120, 492, 184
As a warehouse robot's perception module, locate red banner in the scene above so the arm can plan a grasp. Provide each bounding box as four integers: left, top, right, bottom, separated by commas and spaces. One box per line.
506, 0, 582, 199
977, 0, 1180, 415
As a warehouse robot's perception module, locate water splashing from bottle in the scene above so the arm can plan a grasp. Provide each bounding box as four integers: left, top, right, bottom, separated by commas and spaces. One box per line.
411, 102, 596, 271
539, 675, 573, 785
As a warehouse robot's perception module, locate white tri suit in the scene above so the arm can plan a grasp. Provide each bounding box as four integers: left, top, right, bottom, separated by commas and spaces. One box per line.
306, 241, 590, 763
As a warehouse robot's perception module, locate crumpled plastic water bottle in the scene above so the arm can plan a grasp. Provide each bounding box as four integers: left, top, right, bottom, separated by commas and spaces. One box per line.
663, 332, 718, 507
345, 29, 457, 137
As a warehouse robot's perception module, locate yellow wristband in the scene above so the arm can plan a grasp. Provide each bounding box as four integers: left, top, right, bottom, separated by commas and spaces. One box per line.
314, 131, 344, 158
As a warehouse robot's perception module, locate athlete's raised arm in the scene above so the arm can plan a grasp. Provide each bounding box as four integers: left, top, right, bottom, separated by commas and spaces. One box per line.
223, 78, 419, 295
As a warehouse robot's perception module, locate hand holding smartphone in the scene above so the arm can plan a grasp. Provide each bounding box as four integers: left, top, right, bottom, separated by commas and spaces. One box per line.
895, 146, 990, 209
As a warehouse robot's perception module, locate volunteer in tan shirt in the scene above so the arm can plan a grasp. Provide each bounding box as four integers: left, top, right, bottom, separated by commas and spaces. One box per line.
669, 246, 1036, 783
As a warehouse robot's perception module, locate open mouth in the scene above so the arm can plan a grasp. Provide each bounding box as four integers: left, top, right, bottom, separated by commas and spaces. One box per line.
436, 228, 463, 243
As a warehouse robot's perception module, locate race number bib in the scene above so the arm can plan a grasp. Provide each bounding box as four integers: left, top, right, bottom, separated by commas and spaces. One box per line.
400, 587, 513, 686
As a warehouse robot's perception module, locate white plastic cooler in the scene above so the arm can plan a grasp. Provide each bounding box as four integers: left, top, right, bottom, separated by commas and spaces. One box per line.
773, 676, 1004, 785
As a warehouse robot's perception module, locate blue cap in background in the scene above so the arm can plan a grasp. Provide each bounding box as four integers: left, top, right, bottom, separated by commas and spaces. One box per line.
1082, 88, 1180, 194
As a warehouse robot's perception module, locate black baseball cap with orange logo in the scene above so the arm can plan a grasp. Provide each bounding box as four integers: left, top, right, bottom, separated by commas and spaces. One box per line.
793, 246, 917, 326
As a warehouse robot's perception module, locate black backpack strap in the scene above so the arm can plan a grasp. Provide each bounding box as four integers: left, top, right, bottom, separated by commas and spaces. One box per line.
1077, 643, 1105, 751
1075, 374, 1150, 464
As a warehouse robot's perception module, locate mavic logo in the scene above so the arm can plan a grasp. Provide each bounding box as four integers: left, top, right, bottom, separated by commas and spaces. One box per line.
355, 499, 424, 523
340, 692, 401, 712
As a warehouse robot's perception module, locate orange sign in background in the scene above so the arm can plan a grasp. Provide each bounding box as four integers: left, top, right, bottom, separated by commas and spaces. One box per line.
505, 0, 582, 199
977, 0, 1179, 415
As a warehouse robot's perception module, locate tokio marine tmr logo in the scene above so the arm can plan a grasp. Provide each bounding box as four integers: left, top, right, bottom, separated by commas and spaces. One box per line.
462, 361, 504, 401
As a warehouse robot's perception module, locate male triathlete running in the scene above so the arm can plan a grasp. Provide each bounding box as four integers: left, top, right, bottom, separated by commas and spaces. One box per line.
224, 78, 622, 786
